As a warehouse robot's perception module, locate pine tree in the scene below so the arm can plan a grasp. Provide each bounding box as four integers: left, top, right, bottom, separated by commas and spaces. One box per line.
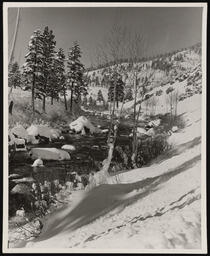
125, 87, 133, 101
8, 61, 22, 88
53, 48, 67, 109
67, 41, 87, 113
108, 72, 125, 108
41, 26, 56, 112
97, 89, 104, 103
22, 29, 44, 112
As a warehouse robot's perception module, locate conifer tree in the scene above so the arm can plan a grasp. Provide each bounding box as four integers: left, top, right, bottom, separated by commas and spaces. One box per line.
97, 89, 104, 103
67, 41, 86, 113
8, 61, 22, 88
108, 72, 125, 109
53, 48, 67, 109
41, 26, 56, 112
22, 29, 44, 112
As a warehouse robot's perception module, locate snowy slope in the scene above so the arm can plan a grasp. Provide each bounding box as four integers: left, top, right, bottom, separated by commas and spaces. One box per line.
25, 92, 203, 250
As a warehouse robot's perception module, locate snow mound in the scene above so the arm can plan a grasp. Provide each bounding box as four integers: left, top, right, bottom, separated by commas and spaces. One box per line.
32, 158, 44, 167
10, 125, 29, 141
27, 125, 61, 143
61, 145, 76, 151
69, 116, 101, 135
30, 148, 70, 161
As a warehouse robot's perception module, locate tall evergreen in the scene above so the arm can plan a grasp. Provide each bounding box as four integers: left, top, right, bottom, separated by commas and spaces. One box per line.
53, 48, 67, 109
108, 72, 125, 108
41, 26, 56, 112
22, 29, 44, 112
67, 41, 86, 113
8, 61, 22, 88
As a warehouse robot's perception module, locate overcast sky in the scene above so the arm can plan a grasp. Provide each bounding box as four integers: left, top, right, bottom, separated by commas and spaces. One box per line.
8, 7, 203, 68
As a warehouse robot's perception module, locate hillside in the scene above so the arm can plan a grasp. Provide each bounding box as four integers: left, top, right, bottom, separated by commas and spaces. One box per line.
25, 92, 203, 250
83, 43, 201, 107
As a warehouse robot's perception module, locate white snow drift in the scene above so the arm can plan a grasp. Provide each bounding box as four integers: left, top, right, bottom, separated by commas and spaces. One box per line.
30, 148, 70, 161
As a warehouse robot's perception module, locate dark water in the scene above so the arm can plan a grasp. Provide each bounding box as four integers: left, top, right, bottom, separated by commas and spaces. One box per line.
9, 123, 134, 185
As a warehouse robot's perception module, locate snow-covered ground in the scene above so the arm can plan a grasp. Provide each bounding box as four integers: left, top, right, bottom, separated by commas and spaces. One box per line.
24, 92, 204, 251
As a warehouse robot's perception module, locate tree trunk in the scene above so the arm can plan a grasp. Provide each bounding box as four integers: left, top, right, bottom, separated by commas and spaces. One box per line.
32, 74, 35, 112
132, 72, 138, 168
70, 83, 74, 114
63, 88, 68, 111
51, 96, 53, 105
42, 95, 46, 112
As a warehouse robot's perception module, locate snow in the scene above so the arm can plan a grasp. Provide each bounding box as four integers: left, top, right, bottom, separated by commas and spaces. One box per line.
25, 91, 203, 250
31, 158, 44, 167
27, 125, 61, 142
61, 145, 76, 151
69, 116, 101, 135
10, 125, 29, 141
30, 148, 71, 161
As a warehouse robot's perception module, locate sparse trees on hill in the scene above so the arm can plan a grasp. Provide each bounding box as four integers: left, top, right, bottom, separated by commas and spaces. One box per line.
8, 61, 22, 88
67, 41, 87, 113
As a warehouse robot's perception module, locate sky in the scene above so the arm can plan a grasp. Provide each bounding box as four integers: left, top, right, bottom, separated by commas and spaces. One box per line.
8, 7, 203, 68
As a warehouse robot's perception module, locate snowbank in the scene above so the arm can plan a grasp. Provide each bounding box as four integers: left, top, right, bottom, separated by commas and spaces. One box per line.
30, 148, 70, 161
69, 116, 101, 135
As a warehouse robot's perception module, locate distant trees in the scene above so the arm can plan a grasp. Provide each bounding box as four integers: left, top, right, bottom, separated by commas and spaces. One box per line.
124, 87, 133, 101
97, 89, 104, 103
108, 72, 125, 109
8, 61, 22, 88
67, 41, 87, 113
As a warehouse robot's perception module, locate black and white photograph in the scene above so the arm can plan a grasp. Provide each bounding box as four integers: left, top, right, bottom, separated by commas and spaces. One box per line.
3, 2, 207, 253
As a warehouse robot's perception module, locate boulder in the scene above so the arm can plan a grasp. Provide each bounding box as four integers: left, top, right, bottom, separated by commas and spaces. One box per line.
27, 125, 52, 143
148, 119, 161, 127
69, 116, 101, 135
146, 127, 155, 137
30, 148, 70, 161
172, 126, 178, 132
27, 125, 61, 143
10, 125, 28, 141
61, 145, 76, 151
32, 158, 44, 167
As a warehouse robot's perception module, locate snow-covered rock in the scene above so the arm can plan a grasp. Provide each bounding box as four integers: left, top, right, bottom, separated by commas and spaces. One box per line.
172, 126, 178, 132
16, 208, 25, 218
148, 119, 161, 127
27, 125, 52, 142
30, 148, 70, 161
69, 116, 101, 135
102, 129, 109, 133
59, 136, 65, 140
10, 125, 28, 141
61, 145, 76, 151
146, 127, 155, 137
32, 158, 44, 167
